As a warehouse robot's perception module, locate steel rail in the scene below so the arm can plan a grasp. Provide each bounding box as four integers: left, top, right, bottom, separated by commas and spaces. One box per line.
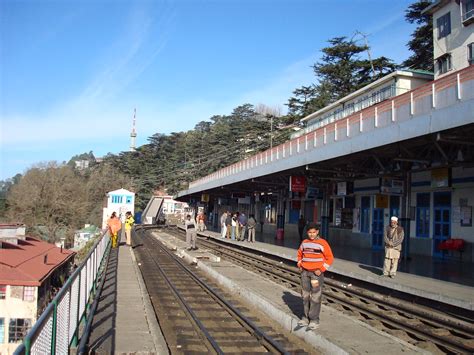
141, 234, 223, 354
141, 231, 290, 355
164, 227, 474, 354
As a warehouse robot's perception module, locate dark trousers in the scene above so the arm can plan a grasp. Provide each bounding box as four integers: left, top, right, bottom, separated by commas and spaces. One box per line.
300, 270, 324, 322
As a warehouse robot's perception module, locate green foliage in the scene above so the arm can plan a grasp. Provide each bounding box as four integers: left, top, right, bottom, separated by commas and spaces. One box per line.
402, 1, 433, 71
5, 162, 132, 242
103, 104, 290, 205
287, 36, 397, 119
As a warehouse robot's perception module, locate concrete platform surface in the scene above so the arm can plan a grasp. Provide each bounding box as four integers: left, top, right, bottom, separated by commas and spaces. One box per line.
194, 227, 474, 311
88, 243, 168, 354
156, 229, 428, 355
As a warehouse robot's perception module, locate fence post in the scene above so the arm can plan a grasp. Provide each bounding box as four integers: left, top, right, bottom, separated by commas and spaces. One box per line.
51, 300, 58, 355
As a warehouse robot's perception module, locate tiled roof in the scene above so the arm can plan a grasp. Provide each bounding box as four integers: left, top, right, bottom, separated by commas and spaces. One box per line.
0, 236, 75, 286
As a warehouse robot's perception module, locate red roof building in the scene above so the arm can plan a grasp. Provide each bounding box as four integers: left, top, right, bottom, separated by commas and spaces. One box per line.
0, 236, 75, 286
0, 233, 75, 353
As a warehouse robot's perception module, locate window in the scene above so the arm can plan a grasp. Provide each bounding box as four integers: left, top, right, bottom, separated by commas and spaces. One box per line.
437, 12, 451, 39
111, 195, 123, 204
23, 286, 35, 302
126, 196, 132, 204
437, 54, 452, 74
463, 0, 474, 22
468, 43, 474, 65
8, 318, 32, 343
0, 318, 4, 344
0, 285, 6, 299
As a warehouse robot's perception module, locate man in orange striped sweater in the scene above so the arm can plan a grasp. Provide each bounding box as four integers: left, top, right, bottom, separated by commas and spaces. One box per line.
297, 223, 334, 330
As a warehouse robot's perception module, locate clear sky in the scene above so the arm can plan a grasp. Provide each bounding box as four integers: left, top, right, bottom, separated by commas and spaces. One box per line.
1, 0, 417, 180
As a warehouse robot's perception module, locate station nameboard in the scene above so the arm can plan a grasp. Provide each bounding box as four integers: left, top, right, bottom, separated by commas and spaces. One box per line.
289, 176, 306, 193
380, 177, 404, 195
431, 168, 450, 188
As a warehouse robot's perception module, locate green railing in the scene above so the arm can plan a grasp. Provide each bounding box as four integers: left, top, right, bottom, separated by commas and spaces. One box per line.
14, 231, 111, 355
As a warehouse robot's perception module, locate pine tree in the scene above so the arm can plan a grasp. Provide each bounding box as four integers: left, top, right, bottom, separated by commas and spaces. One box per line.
402, 0, 434, 71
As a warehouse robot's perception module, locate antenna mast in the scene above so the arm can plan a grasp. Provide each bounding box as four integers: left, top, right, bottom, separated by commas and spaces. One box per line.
353, 30, 376, 78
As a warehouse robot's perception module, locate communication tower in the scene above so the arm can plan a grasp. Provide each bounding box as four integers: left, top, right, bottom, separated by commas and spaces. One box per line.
130, 108, 137, 152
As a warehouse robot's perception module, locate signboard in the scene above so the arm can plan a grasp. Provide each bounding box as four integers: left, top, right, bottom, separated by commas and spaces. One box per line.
306, 187, 319, 199
289, 176, 306, 193
431, 168, 450, 188
201, 193, 209, 203
375, 194, 389, 208
238, 196, 251, 204
337, 182, 347, 196
380, 177, 404, 195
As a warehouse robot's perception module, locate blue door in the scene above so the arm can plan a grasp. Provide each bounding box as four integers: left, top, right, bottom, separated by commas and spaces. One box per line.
372, 208, 384, 250
389, 195, 400, 219
433, 192, 451, 257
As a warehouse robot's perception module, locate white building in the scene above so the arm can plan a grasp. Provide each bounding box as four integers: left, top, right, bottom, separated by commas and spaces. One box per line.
293, 70, 433, 139
73, 224, 100, 249
102, 188, 135, 228
424, 0, 474, 78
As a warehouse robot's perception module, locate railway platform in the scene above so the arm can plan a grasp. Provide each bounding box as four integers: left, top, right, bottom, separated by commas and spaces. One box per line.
196, 227, 474, 311
87, 238, 168, 354
155, 227, 428, 354
85, 225, 473, 354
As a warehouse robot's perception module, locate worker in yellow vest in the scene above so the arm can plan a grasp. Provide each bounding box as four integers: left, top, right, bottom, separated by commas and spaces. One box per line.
125, 211, 135, 246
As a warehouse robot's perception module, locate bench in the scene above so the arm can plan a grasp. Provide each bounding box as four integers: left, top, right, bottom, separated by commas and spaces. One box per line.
438, 238, 466, 260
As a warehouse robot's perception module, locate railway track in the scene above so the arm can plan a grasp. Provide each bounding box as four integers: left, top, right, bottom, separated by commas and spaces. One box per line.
155, 226, 474, 354
132, 228, 314, 354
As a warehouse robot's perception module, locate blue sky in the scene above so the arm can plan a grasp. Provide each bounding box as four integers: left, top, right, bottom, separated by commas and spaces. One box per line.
1, 0, 417, 180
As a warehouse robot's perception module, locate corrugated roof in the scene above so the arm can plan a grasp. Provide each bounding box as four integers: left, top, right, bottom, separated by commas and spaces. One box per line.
0, 236, 75, 286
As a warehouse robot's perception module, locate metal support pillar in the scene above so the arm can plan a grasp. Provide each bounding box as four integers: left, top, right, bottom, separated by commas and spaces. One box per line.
401, 170, 411, 260
276, 193, 285, 240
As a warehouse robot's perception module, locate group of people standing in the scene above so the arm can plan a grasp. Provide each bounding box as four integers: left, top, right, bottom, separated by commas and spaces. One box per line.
107, 211, 135, 248
220, 211, 257, 242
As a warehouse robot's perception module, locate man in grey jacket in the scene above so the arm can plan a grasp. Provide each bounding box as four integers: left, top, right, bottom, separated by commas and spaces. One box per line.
382, 216, 404, 278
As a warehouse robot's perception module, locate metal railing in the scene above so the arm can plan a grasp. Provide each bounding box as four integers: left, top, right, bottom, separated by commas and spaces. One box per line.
188, 65, 474, 190
14, 231, 111, 355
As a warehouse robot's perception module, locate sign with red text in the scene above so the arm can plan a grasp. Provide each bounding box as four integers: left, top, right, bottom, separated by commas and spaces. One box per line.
289, 176, 306, 193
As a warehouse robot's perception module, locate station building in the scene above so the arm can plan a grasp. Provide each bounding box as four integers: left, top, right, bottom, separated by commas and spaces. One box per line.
101, 188, 135, 228
176, 0, 474, 262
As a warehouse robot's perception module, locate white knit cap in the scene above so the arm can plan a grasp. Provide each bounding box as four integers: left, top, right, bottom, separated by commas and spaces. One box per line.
391, 216, 398, 222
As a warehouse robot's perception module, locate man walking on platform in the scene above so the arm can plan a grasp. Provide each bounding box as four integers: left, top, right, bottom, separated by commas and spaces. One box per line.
247, 214, 257, 242
220, 211, 228, 238
185, 215, 197, 250
382, 216, 404, 278
297, 223, 334, 330
107, 212, 122, 248
238, 212, 247, 241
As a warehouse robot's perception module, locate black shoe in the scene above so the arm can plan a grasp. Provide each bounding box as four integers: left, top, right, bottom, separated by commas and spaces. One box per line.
192, 247, 199, 250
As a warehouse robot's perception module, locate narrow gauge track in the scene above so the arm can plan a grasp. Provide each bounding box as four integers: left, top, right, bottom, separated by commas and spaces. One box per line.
132, 228, 311, 355
157, 226, 474, 355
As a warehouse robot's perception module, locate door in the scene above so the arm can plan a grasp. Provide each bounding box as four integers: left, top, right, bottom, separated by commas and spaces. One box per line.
433, 192, 451, 257
372, 208, 384, 250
